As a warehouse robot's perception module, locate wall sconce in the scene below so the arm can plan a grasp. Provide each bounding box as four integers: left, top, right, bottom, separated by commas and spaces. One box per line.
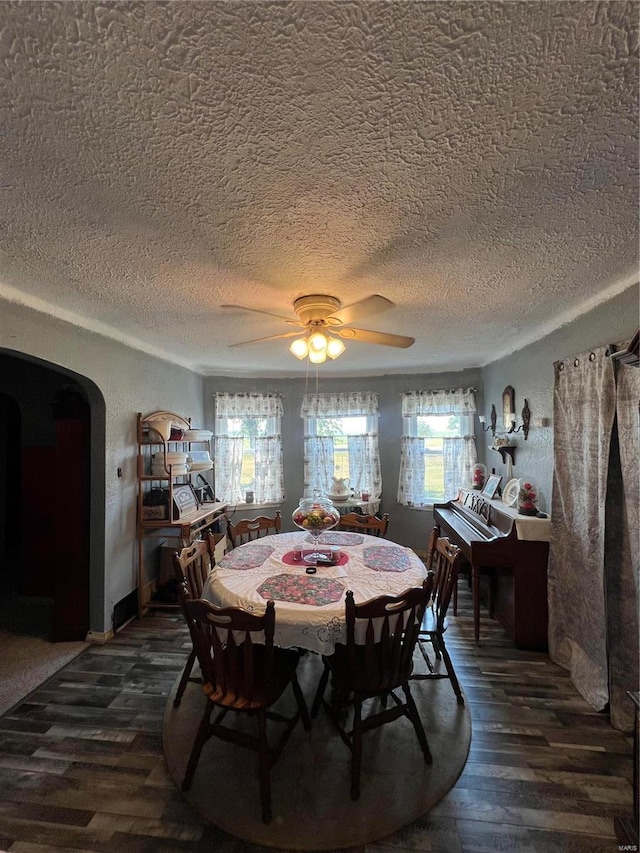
506, 398, 531, 440
478, 404, 497, 437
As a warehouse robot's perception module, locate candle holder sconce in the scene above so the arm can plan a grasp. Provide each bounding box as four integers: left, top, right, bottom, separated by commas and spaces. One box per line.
507, 398, 531, 440
478, 404, 497, 438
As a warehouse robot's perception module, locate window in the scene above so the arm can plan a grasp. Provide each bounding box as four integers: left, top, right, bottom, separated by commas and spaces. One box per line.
214, 393, 284, 505
301, 392, 381, 499
397, 389, 477, 507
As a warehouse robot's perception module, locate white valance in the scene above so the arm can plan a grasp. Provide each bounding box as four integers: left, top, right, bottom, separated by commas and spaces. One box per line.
215, 392, 283, 418
401, 388, 476, 416
301, 391, 379, 418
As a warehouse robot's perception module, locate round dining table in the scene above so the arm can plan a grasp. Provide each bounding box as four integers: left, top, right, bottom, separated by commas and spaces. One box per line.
201, 530, 427, 655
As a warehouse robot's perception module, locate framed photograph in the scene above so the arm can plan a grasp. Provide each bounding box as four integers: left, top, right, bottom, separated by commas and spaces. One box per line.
481, 473, 502, 500
172, 483, 198, 518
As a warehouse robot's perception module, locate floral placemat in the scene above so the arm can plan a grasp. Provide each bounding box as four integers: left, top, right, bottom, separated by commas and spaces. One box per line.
257, 573, 345, 606
218, 544, 275, 570
362, 545, 411, 572
304, 532, 364, 546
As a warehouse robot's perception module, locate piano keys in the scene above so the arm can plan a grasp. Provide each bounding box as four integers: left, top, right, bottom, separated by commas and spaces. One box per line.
433, 489, 550, 650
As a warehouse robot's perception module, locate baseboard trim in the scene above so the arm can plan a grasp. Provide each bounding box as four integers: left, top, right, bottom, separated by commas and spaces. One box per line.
85, 629, 114, 644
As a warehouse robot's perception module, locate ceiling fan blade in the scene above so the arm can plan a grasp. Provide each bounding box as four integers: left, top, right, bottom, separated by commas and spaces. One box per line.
228, 330, 303, 348
337, 327, 415, 348
220, 303, 297, 323
326, 295, 394, 326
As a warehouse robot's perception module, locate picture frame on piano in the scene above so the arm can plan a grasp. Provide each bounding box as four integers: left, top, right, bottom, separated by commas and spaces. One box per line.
481, 473, 502, 500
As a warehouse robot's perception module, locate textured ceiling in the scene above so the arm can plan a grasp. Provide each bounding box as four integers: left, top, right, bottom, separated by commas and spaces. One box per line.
1, 1, 638, 376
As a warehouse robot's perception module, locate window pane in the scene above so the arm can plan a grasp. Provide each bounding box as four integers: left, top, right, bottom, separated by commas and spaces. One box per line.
315, 416, 370, 479
417, 415, 462, 437
425, 438, 445, 502
316, 415, 368, 436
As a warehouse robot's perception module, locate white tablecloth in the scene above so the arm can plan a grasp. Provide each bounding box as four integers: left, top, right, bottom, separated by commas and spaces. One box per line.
201, 531, 427, 655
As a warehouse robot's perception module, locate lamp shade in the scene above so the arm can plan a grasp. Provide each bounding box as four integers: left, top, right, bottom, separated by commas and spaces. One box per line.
289, 338, 309, 359
308, 331, 328, 353
308, 348, 327, 364
326, 337, 346, 359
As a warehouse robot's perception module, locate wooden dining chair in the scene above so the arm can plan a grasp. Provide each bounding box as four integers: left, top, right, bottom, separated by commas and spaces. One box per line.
413, 533, 465, 706
227, 511, 282, 549
171, 539, 213, 707
180, 594, 311, 823
311, 576, 434, 800
427, 521, 492, 621
337, 512, 389, 538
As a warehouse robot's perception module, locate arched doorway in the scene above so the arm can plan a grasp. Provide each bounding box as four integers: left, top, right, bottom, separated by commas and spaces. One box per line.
0, 351, 105, 642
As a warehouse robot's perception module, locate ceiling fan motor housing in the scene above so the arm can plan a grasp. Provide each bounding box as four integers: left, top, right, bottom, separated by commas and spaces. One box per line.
293, 294, 341, 326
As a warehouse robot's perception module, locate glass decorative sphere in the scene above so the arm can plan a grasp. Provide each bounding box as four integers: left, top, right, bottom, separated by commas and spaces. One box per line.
292, 495, 340, 536
292, 494, 341, 564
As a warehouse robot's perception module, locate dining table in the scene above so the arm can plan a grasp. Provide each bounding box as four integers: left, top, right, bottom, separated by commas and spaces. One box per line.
201, 530, 428, 655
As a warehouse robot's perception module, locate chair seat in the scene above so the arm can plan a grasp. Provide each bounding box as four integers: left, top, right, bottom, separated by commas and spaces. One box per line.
203, 646, 301, 710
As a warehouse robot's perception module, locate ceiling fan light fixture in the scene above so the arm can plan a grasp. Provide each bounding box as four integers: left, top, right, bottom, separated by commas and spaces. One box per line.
308, 331, 328, 353
308, 347, 327, 364
289, 337, 309, 359
326, 337, 346, 359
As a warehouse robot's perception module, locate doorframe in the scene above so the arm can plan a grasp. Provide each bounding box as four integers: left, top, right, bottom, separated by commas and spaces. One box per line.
0, 349, 106, 637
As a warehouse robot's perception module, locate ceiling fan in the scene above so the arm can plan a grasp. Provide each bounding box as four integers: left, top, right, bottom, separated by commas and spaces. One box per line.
220, 294, 415, 363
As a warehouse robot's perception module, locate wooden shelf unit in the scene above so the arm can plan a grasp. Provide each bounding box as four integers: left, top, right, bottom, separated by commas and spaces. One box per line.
136, 411, 225, 617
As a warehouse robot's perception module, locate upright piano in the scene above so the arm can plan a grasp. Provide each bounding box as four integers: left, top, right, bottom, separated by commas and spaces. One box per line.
433, 489, 550, 650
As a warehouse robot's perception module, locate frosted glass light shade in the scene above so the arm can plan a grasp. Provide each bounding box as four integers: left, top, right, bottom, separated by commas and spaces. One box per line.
289, 338, 309, 359
308, 331, 328, 353
326, 337, 346, 359
308, 348, 327, 364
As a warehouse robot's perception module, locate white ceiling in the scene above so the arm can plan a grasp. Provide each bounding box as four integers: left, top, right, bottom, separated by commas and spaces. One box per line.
1, 2, 638, 377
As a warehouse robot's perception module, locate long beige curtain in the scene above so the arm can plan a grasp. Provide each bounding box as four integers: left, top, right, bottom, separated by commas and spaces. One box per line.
548, 342, 639, 732
607, 360, 639, 731
548, 346, 616, 713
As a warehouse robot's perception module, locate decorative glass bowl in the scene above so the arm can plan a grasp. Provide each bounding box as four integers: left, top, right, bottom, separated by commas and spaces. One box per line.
292, 495, 340, 563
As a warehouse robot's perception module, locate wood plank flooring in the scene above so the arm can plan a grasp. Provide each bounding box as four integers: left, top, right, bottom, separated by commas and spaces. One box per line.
0, 584, 633, 852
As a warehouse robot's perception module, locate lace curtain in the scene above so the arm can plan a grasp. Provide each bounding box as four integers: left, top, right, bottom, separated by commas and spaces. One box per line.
548, 344, 639, 731
301, 391, 378, 417
401, 388, 477, 416
301, 392, 380, 499
214, 392, 284, 504
347, 434, 382, 498
303, 436, 334, 498
396, 437, 426, 507
253, 435, 284, 504
443, 436, 477, 501
215, 393, 283, 418
397, 389, 477, 506
213, 436, 245, 504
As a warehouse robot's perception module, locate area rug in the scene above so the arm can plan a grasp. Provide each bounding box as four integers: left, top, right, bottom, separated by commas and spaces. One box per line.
163, 650, 471, 850
0, 594, 89, 716
0, 631, 88, 716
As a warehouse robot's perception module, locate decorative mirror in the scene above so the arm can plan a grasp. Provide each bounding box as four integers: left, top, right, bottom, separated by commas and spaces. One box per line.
502, 385, 515, 432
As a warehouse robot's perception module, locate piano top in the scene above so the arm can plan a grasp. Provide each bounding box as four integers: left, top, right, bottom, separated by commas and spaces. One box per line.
435, 489, 551, 545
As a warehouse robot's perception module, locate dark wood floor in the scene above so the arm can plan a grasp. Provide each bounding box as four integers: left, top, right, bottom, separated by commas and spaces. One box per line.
0, 585, 633, 852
